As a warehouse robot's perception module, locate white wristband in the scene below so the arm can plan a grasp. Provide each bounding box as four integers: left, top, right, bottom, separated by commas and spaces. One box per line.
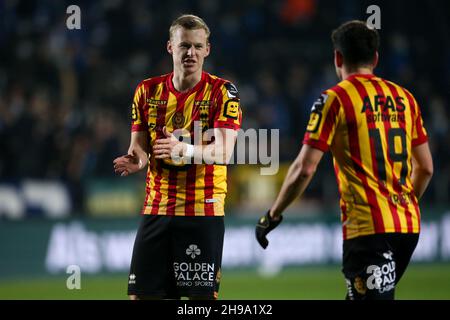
185, 144, 194, 158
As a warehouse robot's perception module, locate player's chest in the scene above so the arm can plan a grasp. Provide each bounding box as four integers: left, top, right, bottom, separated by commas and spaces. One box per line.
145, 93, 215, 130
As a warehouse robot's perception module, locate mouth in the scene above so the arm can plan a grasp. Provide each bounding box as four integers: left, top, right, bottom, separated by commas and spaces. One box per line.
183, 59, 196, 66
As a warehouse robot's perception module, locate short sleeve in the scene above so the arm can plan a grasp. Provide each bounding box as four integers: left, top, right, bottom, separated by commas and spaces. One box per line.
131, 82, 148, 132
411, 96, 428, 147
213, 82, 242, 130
302, 91, 341, 152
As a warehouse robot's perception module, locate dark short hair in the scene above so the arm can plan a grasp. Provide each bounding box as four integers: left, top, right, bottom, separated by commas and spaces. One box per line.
331, 20, 379, 68
169, 14, 210, 41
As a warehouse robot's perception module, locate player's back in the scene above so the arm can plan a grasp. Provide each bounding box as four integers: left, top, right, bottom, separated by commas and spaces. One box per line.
304, 74, 428, 239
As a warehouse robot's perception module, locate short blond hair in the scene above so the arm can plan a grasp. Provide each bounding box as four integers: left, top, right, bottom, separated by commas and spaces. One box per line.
169, 14, 210, 41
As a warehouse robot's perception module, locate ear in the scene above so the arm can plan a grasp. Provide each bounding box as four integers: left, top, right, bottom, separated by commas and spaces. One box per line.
205, 42, 211, 58
373, 51, 379, 68
334, 50, 343, 68
167, 40, 173, 54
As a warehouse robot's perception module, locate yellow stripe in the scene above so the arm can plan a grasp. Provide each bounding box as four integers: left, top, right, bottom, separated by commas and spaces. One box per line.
132, 85, 144, 125
212, 165, 226, 216
165, 92, 178, 132
157, 168, 170, 215
147, 166, 157, 213
174, 170, 187, 216
203, 82, 213, 100
194, 165, 206, 216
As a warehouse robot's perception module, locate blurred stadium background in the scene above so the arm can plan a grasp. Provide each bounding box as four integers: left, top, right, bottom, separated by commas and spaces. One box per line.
0, 0, 449, 299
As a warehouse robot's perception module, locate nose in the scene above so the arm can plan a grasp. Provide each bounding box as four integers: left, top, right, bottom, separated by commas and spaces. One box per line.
186, 46, 193, 56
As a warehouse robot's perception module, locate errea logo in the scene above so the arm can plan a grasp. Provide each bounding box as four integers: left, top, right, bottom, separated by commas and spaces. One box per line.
128, 273, 136, 284
186, 244, 201, 259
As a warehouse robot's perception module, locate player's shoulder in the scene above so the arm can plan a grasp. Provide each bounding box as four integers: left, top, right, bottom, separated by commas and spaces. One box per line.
383, 78, 416, 100
315, 85, 340, 106
136, 74, 170, 90
204, 72, 239, 98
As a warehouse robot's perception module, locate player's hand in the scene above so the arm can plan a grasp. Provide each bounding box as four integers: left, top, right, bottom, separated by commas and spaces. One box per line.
255, 211, 283, 249
153, 126, 185, 161
113, 150, 146, 176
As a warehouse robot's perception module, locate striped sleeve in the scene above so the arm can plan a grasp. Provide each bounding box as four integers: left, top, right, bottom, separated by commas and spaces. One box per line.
303, 90, 341, 152
131, 81, 148, 132
213, 81, 242, 130
407, 92, 428, 147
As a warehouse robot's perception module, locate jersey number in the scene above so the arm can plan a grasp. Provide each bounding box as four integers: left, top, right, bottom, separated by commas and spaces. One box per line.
368, 127, 407, 184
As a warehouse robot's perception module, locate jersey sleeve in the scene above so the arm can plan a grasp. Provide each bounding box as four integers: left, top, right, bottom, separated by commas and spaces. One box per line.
131, 81, 148, 132
410, 96, 428, 147
212, 81, 242, 130
302, 90, 341, 152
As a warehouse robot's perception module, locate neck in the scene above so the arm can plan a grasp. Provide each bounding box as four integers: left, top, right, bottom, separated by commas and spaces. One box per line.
172, 70, 202, 92
341, 66, 373, 80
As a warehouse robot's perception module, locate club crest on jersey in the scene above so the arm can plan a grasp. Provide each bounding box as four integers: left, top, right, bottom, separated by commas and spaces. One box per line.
306, 93, 328, 132
172, 111, 185, 129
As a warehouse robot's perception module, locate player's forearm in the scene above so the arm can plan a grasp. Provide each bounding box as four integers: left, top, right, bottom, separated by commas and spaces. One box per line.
190, 143, 232, 165
271, 162, 316, 218
411, 168, 433, 199
128, 132, 149, 168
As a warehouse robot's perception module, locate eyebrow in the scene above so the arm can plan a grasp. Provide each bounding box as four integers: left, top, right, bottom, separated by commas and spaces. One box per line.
179, 41, 204, 46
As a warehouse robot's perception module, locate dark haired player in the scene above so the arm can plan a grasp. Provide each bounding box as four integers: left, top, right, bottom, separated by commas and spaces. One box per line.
256, 20, 433, 300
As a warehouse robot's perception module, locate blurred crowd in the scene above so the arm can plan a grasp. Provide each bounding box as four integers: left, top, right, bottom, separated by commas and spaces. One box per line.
0, 0, 449, 213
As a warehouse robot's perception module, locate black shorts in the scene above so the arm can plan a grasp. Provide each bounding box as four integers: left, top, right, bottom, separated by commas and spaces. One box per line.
342, 233, 419, 300
127, 215, 224, 299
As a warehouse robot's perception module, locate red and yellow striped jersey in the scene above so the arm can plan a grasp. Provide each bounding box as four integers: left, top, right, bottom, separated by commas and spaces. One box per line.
131, 71, 242, 216
303, 74, 428, 240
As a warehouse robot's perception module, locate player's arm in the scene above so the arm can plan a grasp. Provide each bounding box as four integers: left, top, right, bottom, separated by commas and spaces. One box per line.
411, 142, 433, 199
152, 126, 237, 164
191, 127, 237, 164
114, 81, 149, 176
270, 144, 324, 219
113, 131, 149, 176
256, 91, 338, 249
255, 144, 324, 249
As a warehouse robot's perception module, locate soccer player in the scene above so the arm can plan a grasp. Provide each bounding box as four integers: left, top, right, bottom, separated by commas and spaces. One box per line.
255, 21, 433, 300
113, 14, 242, 300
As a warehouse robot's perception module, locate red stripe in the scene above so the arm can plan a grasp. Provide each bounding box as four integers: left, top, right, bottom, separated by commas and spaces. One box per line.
411, 193, 421, 232
150, 77, 170, 214
150, 165, 163, 215
204, 165, 215, 216
383, 81, 415, 232
333, 83, 385, 233
302, 137, 329, 152
166, 170, 177, 216
356, 77, 402, 232
318, 98, 340, 145
185, 166, 197, 216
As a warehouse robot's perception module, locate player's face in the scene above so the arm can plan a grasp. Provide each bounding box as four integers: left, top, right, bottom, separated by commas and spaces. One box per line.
168, 27, 210, 76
